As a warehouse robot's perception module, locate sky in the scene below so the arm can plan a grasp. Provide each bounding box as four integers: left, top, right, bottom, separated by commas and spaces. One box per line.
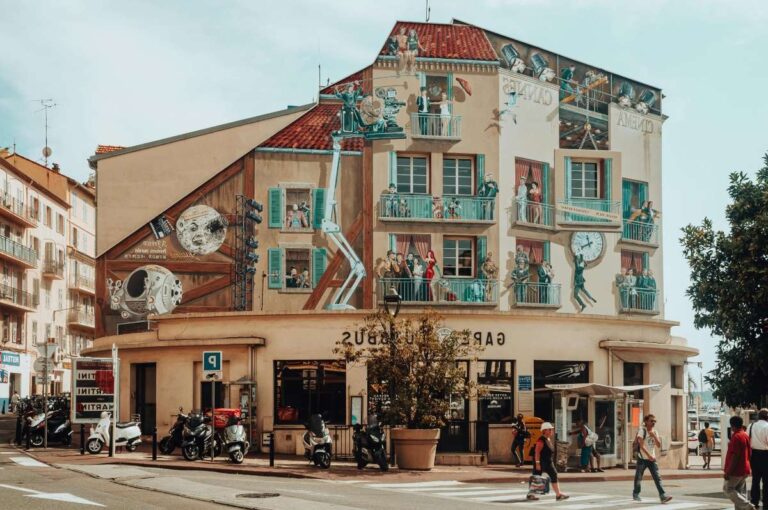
2, 0, 767, 387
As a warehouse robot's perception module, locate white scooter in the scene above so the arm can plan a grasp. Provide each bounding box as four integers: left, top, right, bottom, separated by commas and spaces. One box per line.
86, 411, 142, 454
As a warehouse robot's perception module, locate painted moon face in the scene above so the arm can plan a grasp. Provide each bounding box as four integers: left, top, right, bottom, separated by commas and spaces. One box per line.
175, 205, 228, 255
570, 231, 605, 263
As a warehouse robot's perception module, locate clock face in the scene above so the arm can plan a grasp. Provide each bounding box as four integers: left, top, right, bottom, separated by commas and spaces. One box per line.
570, 232, 605, 263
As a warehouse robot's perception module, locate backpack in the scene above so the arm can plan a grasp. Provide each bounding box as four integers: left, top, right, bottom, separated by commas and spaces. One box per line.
633, 428, 647, 459
698, 429, 707, 444
584, 426, 599, 447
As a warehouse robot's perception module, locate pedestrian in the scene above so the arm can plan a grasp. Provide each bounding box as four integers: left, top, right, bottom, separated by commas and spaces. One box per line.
724, 415, 754, 510
700, 421, 716, 469
10, 391, 19, 414
527, 422, 568, 501
633, 414, 673, 503
748, 408, 768, 509
511, 414, 529, 467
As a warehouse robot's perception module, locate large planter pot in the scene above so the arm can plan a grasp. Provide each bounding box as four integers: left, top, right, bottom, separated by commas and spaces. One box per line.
391, 428, 440, 470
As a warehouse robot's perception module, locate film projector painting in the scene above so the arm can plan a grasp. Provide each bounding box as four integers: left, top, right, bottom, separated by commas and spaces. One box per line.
100, 155, 253, 335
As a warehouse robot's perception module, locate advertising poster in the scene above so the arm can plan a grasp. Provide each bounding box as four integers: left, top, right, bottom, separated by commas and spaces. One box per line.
72, 358, 116, 423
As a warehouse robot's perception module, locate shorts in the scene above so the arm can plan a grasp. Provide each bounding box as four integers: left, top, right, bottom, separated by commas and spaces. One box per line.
700, 444, 713, 454
535, 462, 558, 483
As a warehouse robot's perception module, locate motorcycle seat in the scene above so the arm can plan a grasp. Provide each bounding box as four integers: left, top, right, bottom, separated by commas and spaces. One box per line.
116, 421, 137, 429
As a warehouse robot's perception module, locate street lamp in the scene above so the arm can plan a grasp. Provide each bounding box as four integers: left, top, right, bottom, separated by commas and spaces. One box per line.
383, 287, 401, 319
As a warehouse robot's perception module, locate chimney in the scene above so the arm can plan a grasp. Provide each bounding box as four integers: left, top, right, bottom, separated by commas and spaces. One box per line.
51, 163, 60, 173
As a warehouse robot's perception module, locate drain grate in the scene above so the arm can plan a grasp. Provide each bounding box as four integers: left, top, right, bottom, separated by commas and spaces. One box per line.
236, 493, 280, 499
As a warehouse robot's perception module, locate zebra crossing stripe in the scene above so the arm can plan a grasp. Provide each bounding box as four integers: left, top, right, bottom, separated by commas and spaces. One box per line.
434, 489, 529, 497
555, 498, 635, 510
525, 494, 611, 505
628, 502, 702, 510
367, 481, 462, 489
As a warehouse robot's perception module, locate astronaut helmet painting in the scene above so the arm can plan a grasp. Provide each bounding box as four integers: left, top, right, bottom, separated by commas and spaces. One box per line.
175, 204, 228, 256
108, 265, 183, 319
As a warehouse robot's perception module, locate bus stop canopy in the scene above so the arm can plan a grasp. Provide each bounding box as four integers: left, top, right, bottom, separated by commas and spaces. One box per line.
544, 383, 661, 396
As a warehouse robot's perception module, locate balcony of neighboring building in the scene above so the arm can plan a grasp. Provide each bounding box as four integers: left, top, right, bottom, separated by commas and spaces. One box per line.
0, 236, 37, 269
378, 193, 495, 225
0, 283, 36, 312
67, 309, 96, 331
509, 282, 561, 309
69, 273, 95, 295
409, 113, 462, 141
377, 277, 498, 307
42, 257, 65, 280
0, 193, 37, 228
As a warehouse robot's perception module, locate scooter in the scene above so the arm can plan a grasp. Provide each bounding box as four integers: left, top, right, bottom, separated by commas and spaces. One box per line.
86, 411, 142, 454
222, 415, 249, 464
29, 407, 72, 447
302, 414, 332, 469
159, 407, 188, 455
181, 412, 222, 461
353, 415, 388, 471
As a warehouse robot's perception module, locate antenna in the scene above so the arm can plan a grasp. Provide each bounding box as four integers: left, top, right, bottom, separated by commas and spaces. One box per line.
34, 99, 56, 167
425, 0, 431, 22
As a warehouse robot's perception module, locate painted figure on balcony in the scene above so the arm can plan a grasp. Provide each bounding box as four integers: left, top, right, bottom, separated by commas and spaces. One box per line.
377, 250, 396, 279
394, 27, 408, 75
405, 29, 425, 74
517, 176, 529, 222
445, 197, 462, 220
510, 259, 530, 304
478, 173, 498, 220
298, 268, 311, 289
537, 261, 554, 304
515, 244, 530, 268
425, 249, 441, 301
417, 87, 431, 135
285, 203, 309, 229
334, 81, 366, 133
481, 252, 499, 302
646, 270, 657, 310
439, 92, 453, 136
573, 254, 597, 312
412, 256, 425, 301
384, 183, 399, 218
528, 181, 543, 224
641, 201, 659, 242
620, 268, 637, 309
465, 279, 485, 303
560, 65, 577, 101
432, 196, 444, 219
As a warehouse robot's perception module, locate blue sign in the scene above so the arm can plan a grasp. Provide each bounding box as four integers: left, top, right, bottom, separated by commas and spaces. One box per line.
1, 352, 20, 367
518, 375, 533, 392
202, 351, 222, 372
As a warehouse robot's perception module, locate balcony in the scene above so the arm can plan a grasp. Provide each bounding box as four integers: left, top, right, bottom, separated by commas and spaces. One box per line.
556, 198, 621, 229
510, 199, 556, 230
410, 113, 462, 141
0, 193, 37, 228
0, 283, 36, 312
378, 194, 495, 224
0, 236, 37, 269
377, 278, 498, 306
618, 287, 660, 315
42, 258, 65, 279
67, 309, 96, 330
69, 274, 96, 294
510, 282, 561, 309
621, 219, 660, 247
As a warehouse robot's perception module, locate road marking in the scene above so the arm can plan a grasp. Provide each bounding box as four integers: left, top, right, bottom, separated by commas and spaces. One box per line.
625, 503, 702, 510
433, 489, 529, 497
400, 485, 485, 492
0, 484, 104, 507
524, 494, 612, 505
367, 481, 463, 489
10, 457, 47, 467
558, 498, 636, 509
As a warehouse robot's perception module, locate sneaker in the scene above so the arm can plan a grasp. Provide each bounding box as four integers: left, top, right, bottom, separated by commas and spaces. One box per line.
556, 495, 570, 501
633, 496, 642, 502
661, 496, 673, 504
527, 494, 539, 501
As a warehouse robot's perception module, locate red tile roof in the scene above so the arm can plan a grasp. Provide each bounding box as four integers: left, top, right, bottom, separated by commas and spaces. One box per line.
320, 68, 368, 95
379, 21, 497, 62
95, 145, 125, 154
258, 104, 363, 152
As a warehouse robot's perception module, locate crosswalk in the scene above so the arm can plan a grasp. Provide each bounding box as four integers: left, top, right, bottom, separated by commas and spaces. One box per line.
364, 480, 730, 509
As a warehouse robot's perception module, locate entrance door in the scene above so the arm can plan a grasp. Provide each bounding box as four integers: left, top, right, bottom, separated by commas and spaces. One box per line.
626, 398, 644, 466
201, 381, 225, 411
438, 362, 469, 453
134, 363, 156, 435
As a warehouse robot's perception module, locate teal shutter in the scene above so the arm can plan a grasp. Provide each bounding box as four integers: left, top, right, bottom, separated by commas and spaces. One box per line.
268, 188, 283, 228
642, 252, 649, 270
603, 158, 613, 201
639, 181, 648, 205
476, 154, 485, 192
388, 152, 397, 189
418, 72, 426, 88
564, 157, 572, 199
542, 163, 550, 203
543, 241, 551, 263
388, 234, 396, 252
622, 180, 633, 218
267, 248, 282, 289
312, 248, 327, 288
312, 188, 326, 229
476, 236, 487, 277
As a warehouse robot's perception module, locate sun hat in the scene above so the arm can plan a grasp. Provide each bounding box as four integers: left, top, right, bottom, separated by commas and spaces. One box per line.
541, 422, 554, 431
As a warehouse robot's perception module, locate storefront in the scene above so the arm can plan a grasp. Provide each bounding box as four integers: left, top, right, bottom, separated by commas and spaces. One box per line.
0, 350, 32, 411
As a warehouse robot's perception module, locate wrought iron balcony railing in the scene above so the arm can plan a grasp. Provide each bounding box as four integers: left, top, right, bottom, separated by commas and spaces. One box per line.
510, 282, 561, 308
510, 199, 555, 228
68, 309, 96, 327
377, 278, 498, 305
557, 198, 621, 224
410, 113, 462, 140
0, 192, 37, 225
379, 194, 495, 222
0, 236, 37, 266
43, 258, 65, 278
0, 283, 35, 309
618, 287, 660, 315
70, 274, 96, 292
622, 219, 659, 246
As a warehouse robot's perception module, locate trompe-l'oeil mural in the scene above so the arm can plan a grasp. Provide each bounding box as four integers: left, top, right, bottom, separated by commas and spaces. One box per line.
108, 265, 183, 319
175, 204, 229, 256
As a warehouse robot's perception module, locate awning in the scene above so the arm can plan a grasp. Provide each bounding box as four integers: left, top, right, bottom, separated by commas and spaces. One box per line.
544, 383, 661, 397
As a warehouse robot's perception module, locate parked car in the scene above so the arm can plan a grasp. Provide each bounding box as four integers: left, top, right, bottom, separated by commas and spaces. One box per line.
688, 429, 721, 455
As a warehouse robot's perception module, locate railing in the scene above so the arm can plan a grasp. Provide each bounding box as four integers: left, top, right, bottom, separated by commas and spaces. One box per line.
0, 193, 36, 224
622, 219, 659, 245
510, 199, 555, 228
0, 283, 35, 309
43, 258, 65, 278
510, 282, 561, 308
0, 236, 37, 266
618, 287, 660, 314
410, 113, 462, 140
379, 194, 495, 222
557, 198, 621, 223
68, 309, 96, 327
70, 274, 95, 292
378, 278, 498, 305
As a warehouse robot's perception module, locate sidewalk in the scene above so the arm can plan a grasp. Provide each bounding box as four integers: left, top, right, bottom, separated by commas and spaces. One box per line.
15, 442, 725, 484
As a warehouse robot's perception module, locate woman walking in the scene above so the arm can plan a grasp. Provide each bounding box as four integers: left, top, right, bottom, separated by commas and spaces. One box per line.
527, 422, 569, 501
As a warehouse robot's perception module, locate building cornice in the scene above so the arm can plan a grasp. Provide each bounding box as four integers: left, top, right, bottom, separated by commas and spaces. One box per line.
255, 147, 362, 157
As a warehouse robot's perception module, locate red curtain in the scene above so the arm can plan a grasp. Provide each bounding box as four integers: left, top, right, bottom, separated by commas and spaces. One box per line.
517, 239, 544, 264
515, 158, 543, 188
621, 251, 642, 273
397, 234, 431, 260
396, 235, 410, 257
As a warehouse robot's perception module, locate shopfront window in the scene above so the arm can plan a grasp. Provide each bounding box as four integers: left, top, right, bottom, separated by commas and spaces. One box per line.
534, 360, 590, 423
594, 400, 616, 455
623, 362, 645, 399
274, 361, 346, 425
477, 360, 514, 424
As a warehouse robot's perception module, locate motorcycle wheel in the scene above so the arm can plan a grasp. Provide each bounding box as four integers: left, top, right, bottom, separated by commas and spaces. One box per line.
354, 451, 367, 470
182, 444, 200, 461
29, 432, 44, 448
375, 450, 389, 472
229, 450, 244, 464
126, 442, 138, 453
159, 436, 175, 455
86, 438, 103, 455
316, 451, 331, 469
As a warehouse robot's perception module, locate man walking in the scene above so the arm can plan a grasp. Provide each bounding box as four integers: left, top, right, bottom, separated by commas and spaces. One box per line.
633, 414, 673, 503
749, 409, 768, 508
724, 415, 754, 510
700, 421, 716, 469
10, 391, 19, 414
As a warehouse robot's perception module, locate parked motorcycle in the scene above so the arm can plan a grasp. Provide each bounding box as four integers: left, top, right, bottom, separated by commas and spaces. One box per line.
29, 407, 72, 447
353, 415, 388, 471
181, 412, 222, 461
159, 407, 188, 455
222, 415, 249, 464
302, 414, 332, 469
86, 412, 142, 454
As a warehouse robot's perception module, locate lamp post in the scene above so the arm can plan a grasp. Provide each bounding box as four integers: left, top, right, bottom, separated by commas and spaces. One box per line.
382, 288, 401, 431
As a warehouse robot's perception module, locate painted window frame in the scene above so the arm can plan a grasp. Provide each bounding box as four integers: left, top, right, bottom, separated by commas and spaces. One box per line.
442, 156, 475, 196
570, 160, 600, 199
394, 154, 430, 194
442, 236, 475, 278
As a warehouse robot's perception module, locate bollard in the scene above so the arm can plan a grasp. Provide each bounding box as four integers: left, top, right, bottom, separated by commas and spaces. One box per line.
15, 416, 21, 445
390, 440, 395, 467
269, 432, 275, 467
25, 426, 31, 450
152, 427, 157, 461
80, 424, 85, 455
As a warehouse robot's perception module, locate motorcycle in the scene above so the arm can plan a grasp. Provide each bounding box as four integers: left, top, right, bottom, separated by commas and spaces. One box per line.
222, 415, 249, 464
86, 411, 142, 454
159, 407, 188, 455
353, 415, 388, 471
29, 407, 72, 447
181, 412, 222, 461
302, 414, 332, 469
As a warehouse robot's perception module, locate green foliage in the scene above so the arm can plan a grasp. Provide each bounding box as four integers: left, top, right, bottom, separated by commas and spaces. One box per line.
680, 154, 768, 407
336, 310, 482, 429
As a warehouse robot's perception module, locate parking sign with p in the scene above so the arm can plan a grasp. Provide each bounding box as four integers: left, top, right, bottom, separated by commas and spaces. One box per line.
203, 351, 222, 380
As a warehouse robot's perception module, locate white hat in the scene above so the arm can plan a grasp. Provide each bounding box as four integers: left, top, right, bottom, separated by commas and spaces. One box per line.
541, 422, 554, 431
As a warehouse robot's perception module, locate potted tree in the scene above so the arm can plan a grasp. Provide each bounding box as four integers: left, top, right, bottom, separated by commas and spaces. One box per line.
337, 309, 481, 470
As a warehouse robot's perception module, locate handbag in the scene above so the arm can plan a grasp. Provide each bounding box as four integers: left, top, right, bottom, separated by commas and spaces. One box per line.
528, 473, 550, 495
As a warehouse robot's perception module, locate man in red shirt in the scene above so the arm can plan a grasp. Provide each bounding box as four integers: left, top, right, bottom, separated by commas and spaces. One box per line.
724, 415, 755, 510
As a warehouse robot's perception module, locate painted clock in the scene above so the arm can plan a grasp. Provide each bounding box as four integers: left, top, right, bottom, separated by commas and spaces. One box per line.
570, 231, 605, 263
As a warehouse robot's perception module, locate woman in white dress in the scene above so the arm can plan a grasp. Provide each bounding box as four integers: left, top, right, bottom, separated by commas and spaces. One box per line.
439, 92, 453, 136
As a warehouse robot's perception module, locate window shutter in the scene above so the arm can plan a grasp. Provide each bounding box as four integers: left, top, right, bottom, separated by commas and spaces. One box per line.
543, 241, 551, 263
622, 180, 633, 218
312, 248, 327, 288
418, 72, 426, 88
388, 234, 396, 252
388, 152, 397, 188
642, 252, 649, 270
267, 248, 282, 289
603, 158, 613, 201
476, 154, 485, 192
542, 163, 550, 204
447, 73, 454, 114
564, 157, 572, 199
639, 181, 648, 205
268, 188, 283, 228
312, 188, 326, 229
476, 236, 487, 277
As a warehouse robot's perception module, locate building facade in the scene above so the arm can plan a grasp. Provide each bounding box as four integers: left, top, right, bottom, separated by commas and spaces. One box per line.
88, 21, 695, 468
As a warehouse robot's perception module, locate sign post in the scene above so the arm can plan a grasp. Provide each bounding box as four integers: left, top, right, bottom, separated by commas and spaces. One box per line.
72, 355, 117, 456
37, 340, 60, 449
202, 351, 222, 463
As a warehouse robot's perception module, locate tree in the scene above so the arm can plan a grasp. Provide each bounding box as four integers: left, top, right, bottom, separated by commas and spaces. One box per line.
680, 154, 768, 408
336, 310, 482, 429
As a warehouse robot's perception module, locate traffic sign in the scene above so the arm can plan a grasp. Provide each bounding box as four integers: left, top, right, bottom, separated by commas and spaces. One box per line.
202, 351, 222, 380
33, 358, 55, 373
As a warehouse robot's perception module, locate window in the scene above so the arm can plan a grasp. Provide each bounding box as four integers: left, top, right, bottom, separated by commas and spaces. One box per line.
443, 158, 473, 196
267, 247, 327, 291
623, 362, 645, 399
284, 248, 312, 290
31, 237, 40, 260
671, 365, 683, 390
425, 74, 450, 113
443, 238, 474, 277
594, 400, 616, 455
32, 197, 40, 220
671, 395, 682, 441
58, 289, 63, 309
620, 250, 648, 274
284, 189, 311, 230
56, 213, 65, 234
44, 206, 51, 227
396, 156, 428, 194
45, 287, 50, 309
32, 279, 39, 305
477, 361, 514, 424
274, 360, 346, 424
622, 179, 649, 219
72, 226, 79, 248
45, 323, 51, 342
571, 162, 599, 199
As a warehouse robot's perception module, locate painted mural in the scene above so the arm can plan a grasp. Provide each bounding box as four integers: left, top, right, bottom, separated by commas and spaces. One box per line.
175, 205, 229, 256
107, 265, 182, 319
